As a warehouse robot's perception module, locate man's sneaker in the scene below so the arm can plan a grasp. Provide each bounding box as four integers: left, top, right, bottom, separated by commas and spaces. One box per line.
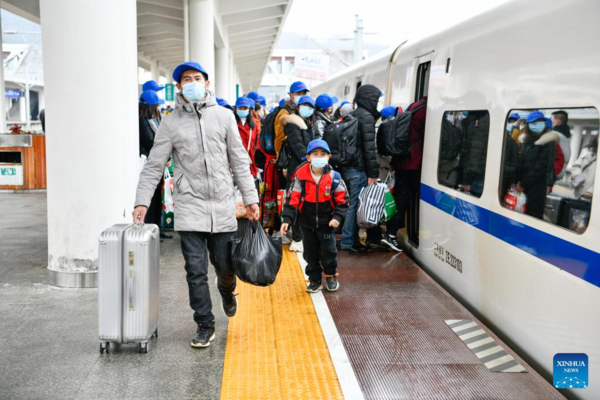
381, 234, 403, 253
289, 240, 304, 252
306, 280, 322, 293
191, 325, 215, 348
325, 275, 340, 292
340, 244, 370, 254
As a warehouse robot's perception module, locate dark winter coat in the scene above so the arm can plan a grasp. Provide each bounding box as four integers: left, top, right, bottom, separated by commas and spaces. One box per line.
282, 113, 314, 176
313, 110, 332, 139
352, 84, 382, 178
517, 130, 559, 219
459, 112, 490, 186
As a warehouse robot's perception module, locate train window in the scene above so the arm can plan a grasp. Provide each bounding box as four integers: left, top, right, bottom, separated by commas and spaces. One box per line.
499, 108, 599, 234
438, 110, 490, 198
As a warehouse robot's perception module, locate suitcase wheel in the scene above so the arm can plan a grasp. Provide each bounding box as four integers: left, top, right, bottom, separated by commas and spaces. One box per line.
100, 342, 109, 354
139, 342, 149, 354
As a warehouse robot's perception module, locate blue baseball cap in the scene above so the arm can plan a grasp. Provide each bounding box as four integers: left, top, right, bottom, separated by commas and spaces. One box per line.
289, 81, 309, 94
340, 101, 350, 108
297, 95, 315, 107
257, 96, 267, 106
307, 139, 331, 154
544, 117, 553, 128
526, 110, 545, 123
140, 90, 165, 105
279, 98, 288, 107
508, 113, 520, 121
315, 94, 333, 111
172, 61, 209, 83
235, 97, 253, 109
247, 91, 259, 101
380, 106, 398, 119
143, 80, 164, 91
331, 96, 339, 104
269, 107, 275, 113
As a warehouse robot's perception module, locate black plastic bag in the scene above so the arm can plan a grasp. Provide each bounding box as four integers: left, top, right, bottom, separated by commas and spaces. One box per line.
231, 219, 282, 287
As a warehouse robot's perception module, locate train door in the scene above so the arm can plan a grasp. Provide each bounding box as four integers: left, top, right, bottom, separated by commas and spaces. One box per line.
408, 60, 431, 247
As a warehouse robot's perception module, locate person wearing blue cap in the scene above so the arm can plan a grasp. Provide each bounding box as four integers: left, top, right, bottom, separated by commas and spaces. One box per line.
216, 97, 234, 112
513, 110, 559, 219
246, 91, 260, 101
133, 61, 260, 349
280, 95, 316, 252
313, 94, 334, 139
138, 90, 171, 242
281, 139, 349, 292
234, 97, 261, 178
333, 100, 350, 120
380, 106, 399, 121
142, 80, 165, 92
274, 81, 310, 162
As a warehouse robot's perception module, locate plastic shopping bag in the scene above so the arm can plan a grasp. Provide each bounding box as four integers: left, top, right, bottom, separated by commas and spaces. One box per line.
231, 219, 283, 287
503, 186, 527, 213
162, 168, 174, 214
381, 189, 397, 222
357, 183, 387, 229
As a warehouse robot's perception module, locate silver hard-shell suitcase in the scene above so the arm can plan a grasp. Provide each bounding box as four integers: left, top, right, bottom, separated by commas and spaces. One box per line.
98, 222, 160, 353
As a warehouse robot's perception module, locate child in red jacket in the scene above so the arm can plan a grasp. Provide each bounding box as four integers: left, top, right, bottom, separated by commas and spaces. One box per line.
281, 139, 349, 292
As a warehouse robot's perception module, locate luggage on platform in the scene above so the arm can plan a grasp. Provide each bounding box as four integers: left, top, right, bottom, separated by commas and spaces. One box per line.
98, 222, 160, 354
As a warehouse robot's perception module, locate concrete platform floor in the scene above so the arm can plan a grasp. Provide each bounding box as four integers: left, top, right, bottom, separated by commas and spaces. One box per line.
0, 193, 228, 400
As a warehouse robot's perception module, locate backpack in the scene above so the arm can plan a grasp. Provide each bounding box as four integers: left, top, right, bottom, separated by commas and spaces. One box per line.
356, 183, 387, 229
298, 169, 342, 208
377, 102, 426, 158
323, 115, 360, 167
260, 105, 290, 156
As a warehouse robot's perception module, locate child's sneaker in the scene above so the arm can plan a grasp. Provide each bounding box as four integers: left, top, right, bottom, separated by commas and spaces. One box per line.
306, 280, 322, 293
325, 276, 339, 292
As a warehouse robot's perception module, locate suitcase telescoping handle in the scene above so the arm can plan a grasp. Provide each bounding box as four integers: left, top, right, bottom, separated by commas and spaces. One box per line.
128, 270, 136, 310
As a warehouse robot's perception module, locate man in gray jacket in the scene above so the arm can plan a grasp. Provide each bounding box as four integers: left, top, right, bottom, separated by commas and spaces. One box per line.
133, 61, 259, 348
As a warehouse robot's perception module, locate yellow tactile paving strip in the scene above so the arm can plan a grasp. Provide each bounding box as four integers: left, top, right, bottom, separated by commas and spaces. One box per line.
221, 247, 344, 400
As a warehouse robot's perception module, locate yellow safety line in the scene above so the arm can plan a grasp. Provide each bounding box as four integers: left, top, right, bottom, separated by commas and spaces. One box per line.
221, 247, 344, 400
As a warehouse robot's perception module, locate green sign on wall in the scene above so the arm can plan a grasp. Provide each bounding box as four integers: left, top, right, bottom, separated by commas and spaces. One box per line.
1, 167, 16, 176
165, 83, 174, 101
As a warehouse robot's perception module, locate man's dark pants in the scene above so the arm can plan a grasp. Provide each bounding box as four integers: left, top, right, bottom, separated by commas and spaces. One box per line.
179, 231, 236, 326
301, 226, 338, 282
386, 170, 421, 235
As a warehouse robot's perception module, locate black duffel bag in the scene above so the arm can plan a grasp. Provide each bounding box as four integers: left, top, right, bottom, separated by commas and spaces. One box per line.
231, 219, 282, 286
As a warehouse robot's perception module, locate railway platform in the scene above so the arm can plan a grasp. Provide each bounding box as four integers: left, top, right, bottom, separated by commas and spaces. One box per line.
0, 193, 564, 399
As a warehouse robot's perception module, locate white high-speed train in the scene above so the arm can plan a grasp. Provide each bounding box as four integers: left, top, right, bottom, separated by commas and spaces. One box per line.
313, 0, 599, 398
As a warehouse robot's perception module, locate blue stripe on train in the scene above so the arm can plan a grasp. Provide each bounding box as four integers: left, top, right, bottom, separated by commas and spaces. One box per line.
420, 183, 600, 288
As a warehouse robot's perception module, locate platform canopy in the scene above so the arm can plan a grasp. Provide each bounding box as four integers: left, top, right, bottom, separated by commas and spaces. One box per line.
3, 0, 293, 91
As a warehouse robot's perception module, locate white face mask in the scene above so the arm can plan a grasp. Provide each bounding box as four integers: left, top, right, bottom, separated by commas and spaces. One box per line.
506, 123, 514, 132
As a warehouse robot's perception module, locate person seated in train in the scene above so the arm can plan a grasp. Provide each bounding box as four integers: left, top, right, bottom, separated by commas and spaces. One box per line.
438, 112, 463, 190
313, 94, 335, 139
514, 111, 560, 219
457, 111, 490, 197
570, 137, 597, 202
280, 95, 317, 252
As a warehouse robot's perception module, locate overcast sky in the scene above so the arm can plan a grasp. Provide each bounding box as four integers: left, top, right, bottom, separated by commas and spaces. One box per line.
282, 0, 511, 50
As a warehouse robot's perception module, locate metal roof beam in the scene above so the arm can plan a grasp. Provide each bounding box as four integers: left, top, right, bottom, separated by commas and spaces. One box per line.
219, 0, 287, 15
222, 5, 285, 27
138, 24, 183, 37
138, 34, 184, 45
228, 19, 281, 36
138, 0, 183, 10
137, 14, 184, 28
137, 2, 183, 20
138, 39, 185, 51
230, 29, 278, 42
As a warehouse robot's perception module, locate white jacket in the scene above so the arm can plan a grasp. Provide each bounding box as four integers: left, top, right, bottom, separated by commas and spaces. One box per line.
571, 147, 596, 199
